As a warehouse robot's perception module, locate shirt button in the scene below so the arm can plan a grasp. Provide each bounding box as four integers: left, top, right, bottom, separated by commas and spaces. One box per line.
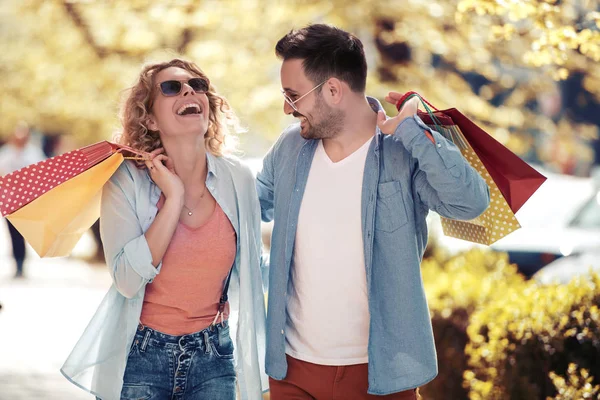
437, 143, 442, 148
281, 330, 284, 335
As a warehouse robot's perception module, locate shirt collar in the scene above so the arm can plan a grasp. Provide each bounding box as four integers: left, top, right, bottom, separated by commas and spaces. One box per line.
367, 96, 384, 114
206, 151, 218, 178
366, 96, 383, 151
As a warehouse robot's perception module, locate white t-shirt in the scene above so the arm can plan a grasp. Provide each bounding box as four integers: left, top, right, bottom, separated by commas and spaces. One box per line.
285, 137, 373, 365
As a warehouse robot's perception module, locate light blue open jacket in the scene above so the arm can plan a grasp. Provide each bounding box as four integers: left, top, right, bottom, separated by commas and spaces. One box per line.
61, 154, 268, 400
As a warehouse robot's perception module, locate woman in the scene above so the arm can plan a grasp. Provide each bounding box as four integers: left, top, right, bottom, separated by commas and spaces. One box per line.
61, 59, 268, 400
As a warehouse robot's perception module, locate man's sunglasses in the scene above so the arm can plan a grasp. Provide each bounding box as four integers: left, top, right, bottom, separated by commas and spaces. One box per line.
156, 78, 210, 97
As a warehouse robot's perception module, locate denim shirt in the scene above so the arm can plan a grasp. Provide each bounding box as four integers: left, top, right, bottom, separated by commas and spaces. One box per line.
256, 97, 490, 395
61, 153, 268, 400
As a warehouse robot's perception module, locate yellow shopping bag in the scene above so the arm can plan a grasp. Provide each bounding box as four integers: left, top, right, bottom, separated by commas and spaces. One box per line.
438, 135, 521, 245
6, 153, 123, 257
0, 142, 150, 257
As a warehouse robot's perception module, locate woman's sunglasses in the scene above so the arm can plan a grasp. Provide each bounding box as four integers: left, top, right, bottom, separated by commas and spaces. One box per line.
156, 78, 210, 97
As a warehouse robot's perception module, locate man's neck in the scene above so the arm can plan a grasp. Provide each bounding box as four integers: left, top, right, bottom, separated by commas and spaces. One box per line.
322, 96, 378, 163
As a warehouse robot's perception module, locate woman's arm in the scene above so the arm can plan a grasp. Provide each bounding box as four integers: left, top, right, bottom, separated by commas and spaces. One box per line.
100, 157, 183, 298
100, 167, 160, 298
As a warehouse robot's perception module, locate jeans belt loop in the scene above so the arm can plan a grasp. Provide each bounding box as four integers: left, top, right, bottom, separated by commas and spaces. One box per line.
140, 327, 152, 353
203, 330, 211, 354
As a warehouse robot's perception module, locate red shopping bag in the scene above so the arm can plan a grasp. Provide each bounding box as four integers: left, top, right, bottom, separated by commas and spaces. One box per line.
397, 91, 547, 213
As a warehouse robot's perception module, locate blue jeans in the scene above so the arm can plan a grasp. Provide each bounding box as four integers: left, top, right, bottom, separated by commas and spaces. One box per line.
119, 322, 236, 400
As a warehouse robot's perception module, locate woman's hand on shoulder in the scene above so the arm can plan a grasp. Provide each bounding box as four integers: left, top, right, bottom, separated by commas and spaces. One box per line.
145, 148, 184, 202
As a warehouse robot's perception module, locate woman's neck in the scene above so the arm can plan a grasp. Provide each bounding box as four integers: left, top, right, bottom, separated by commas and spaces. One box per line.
162, 135, 208, 188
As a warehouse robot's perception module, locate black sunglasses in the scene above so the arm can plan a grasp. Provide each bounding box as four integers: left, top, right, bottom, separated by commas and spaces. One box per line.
157, 78, 210, 96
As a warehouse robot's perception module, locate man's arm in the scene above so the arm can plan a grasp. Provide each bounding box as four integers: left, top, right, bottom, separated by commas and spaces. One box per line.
256, 148, 275, 222
256, 127, 291, 223
401, 116, 490, 220
378, 96, 490, 220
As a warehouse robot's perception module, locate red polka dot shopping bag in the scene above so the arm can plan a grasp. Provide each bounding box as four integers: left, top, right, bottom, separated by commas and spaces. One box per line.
0, 141, 149, 257
396, 92, 547, 245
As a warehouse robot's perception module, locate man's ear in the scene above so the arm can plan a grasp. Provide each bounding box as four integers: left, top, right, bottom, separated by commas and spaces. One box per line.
324, 78, 344, 105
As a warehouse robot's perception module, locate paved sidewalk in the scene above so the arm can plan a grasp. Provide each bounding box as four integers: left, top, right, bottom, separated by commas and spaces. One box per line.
0, 221, 272, 400
0, 220, 111, 400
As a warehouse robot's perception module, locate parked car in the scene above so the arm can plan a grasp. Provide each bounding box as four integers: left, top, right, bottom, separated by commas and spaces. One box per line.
533, 249, 600, 285
492, 188, 599, 276
434, 167, 600, 277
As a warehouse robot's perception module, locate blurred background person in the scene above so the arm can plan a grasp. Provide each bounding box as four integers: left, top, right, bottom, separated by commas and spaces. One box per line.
0, 122, 46, 278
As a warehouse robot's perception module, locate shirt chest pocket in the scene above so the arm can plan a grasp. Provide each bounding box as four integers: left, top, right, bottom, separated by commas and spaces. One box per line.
375, 181, 408, 233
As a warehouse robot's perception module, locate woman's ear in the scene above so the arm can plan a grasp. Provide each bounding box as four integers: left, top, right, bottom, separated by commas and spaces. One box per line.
147, 116, 158, 132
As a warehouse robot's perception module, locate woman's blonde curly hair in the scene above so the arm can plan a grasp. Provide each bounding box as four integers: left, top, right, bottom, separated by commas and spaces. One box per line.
118, 58, 240, 161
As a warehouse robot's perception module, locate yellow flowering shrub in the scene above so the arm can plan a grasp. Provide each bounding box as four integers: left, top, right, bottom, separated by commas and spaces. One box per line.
420, 249, 526, 399
420, 248, 600, 399
548, 363, 600, 400
423, 249, 525, 318
464, 274, 600, 399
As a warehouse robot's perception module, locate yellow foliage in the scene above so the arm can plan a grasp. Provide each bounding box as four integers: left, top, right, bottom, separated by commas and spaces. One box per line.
464, 273, 600, 399
548, 363, 600, 400
456, 0, 600, 74
420, 249, 525, 399
422, 249, 525, 318
421, 249, 600, 399
1, 0, 598, 166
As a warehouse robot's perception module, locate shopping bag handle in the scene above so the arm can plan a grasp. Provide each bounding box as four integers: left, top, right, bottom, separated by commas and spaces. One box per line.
122, 156, 151, 161
395, 91, 439, 112
395, 91, 444, 134
113, 144, 153, 161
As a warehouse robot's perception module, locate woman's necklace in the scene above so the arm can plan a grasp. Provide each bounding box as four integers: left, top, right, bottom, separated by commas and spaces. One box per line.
182, 184, 207, 216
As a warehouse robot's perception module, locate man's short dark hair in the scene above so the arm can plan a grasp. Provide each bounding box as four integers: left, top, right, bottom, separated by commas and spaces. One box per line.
275, 24, 367, 93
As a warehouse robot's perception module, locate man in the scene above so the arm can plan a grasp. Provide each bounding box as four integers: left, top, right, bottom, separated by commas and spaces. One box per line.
257, 24, 490, 399
0, 122, 46, 278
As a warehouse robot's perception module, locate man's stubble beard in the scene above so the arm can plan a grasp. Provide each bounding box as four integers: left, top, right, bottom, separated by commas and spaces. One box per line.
300, 93, 345, 140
